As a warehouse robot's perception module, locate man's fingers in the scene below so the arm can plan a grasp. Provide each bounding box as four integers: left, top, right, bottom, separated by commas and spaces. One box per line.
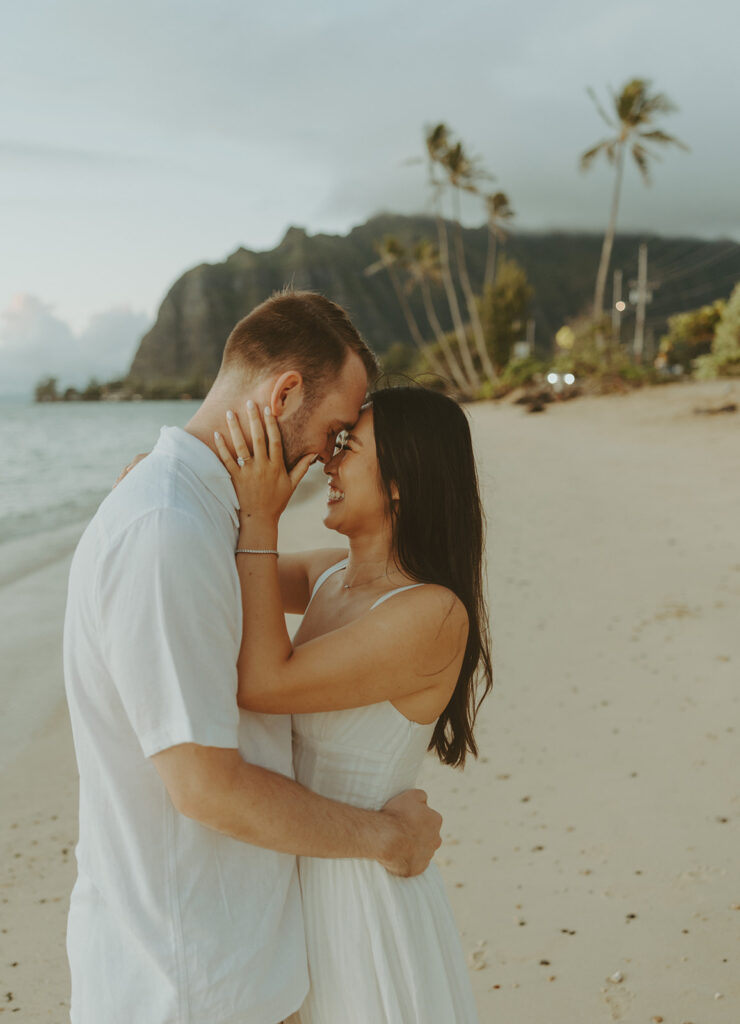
113, 452, 149, 488
114, 461, 137, 488
288, 452, 318, 490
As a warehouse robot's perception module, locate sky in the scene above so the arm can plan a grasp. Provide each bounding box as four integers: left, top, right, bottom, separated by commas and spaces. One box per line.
2, 0, 739, 393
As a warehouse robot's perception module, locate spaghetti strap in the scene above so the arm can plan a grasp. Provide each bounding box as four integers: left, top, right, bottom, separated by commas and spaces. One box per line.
308, 558, 349, 606
309, 563, 424, 611
370, 583, 425, 611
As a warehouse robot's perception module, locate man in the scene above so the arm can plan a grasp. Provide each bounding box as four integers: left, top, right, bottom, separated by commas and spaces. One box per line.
63, 290, 442, 1024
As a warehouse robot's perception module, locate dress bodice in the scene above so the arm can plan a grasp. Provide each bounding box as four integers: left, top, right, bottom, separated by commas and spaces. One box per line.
291, 559, 434, 809
293, 704, 434, 809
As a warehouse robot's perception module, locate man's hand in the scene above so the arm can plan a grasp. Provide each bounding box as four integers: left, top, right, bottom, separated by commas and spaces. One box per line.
377, 789, 443, 877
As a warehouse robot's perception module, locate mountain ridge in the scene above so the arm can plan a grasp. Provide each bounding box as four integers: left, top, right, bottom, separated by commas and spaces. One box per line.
128, 214, 740, 383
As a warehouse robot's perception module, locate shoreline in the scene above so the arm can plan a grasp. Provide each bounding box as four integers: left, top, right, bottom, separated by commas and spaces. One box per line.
0, 520, 91, 589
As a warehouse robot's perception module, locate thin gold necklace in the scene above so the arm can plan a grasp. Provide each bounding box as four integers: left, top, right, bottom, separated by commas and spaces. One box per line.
342, 567, 400, 590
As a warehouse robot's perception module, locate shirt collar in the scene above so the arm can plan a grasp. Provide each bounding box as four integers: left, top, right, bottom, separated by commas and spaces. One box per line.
154, 426, 240, 529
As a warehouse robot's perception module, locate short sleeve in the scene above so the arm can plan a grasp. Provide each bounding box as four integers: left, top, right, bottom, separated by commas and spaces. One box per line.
97, 509, 241, 757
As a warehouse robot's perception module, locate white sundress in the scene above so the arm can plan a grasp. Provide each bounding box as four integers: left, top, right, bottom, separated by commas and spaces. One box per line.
286, 560, 479, 1024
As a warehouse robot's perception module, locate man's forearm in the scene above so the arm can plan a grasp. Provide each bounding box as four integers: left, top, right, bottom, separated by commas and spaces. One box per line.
183, 753, 398, 863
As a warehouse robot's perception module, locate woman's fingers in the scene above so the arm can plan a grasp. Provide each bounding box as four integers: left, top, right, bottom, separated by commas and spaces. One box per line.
225, 410, 251, 464
245, 400, 268, 460
288, 452, 318, 490
263, 406, 283, 463
213, 430, 239, 474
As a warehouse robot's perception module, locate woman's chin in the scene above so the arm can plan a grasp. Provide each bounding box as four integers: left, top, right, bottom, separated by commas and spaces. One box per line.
323, 502, 347, 533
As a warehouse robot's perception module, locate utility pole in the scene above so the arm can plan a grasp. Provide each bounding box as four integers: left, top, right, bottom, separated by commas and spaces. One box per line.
526, 318, 535, 351
632, 244, 650, 363
612, 269, 623, 343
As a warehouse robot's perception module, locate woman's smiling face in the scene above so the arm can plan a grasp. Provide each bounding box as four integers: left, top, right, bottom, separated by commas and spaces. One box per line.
322, 406, 391, 536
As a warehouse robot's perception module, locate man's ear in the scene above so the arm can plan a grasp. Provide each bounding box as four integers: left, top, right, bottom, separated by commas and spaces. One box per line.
269, 371, 304, 416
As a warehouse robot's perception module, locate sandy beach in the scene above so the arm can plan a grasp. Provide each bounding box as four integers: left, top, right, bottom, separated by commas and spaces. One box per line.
1, 378, 738, 1023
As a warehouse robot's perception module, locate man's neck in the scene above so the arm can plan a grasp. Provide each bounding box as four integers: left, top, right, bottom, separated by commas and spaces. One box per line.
184, 412, 220, 457
185, 385, 257, 456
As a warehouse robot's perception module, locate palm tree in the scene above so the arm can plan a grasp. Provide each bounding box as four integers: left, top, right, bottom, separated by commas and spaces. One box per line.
406, 240, 471, 394
581, 77, 688, 320
424, 124, 480, 392
483, 191, 515, 291
437, 139, 498, 384
364, 236, 448, 380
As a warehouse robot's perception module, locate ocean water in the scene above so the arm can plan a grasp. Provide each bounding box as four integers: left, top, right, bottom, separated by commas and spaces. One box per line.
0, 398, 200, 545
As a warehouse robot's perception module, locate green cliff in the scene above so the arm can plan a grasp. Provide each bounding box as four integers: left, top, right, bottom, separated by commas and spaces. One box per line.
128, 214, 740, 383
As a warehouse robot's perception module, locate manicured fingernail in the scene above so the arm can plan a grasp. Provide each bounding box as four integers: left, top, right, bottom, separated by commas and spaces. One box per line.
246, 399, 255, 410
226, 409, 234, 420
214, 430, 221, 440
264, 406, 272, 417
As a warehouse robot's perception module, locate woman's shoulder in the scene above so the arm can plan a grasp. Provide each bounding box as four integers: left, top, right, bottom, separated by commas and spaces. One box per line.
372, 581, 469, 641
366, 583, 469, 712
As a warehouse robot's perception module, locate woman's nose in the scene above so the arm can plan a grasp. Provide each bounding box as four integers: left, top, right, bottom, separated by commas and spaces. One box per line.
323, 449, 344, 474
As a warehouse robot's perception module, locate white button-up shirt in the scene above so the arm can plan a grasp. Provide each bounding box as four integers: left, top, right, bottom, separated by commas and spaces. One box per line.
63, 426, 308, 1024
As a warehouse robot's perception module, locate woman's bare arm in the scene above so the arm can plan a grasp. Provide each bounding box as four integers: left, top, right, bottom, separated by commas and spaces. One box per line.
236, 570, 468, 715
277, 548, 349, 615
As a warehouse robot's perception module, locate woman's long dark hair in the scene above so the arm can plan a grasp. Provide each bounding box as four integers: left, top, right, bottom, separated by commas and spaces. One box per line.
370, 385, 493, 768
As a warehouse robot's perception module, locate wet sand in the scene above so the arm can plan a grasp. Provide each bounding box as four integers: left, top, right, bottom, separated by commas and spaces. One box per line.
1, 378, 738, 1022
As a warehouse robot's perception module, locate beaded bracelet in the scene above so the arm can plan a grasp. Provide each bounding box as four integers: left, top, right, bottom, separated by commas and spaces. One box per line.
235, 548, 279, 556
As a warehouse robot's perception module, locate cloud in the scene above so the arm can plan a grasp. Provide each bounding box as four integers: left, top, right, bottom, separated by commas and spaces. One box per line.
0, 295, 149, 395
0, 141, 139, 168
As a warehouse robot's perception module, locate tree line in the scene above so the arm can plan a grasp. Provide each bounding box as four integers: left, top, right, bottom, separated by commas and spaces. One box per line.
369, 79, 739, 392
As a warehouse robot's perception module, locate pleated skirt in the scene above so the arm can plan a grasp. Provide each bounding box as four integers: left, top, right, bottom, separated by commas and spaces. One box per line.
285, 857, 479, 1024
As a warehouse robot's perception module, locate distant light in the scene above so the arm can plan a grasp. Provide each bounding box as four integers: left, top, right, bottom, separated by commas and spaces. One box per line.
547, 372, 559, 384
564, 373, 575, 385
615, 301, 626, 312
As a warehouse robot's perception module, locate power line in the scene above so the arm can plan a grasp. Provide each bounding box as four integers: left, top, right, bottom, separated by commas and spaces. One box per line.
647, 236, 738, 272
647, 241, 716, 277
645, 268, 740, 314
654, 243, 740, 286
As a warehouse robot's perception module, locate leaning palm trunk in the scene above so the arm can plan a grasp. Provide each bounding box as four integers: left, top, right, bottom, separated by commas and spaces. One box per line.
484, 228, 498, 292
418, 277, 470, 394
451, 191, 497, 383
435, 214, 480, 391
593, 141, 626, 319
386, 265, 448, 379
581, 79, 688, 344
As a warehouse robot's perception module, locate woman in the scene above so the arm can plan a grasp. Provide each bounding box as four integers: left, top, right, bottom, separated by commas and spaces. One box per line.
213, 385, 492, 1024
